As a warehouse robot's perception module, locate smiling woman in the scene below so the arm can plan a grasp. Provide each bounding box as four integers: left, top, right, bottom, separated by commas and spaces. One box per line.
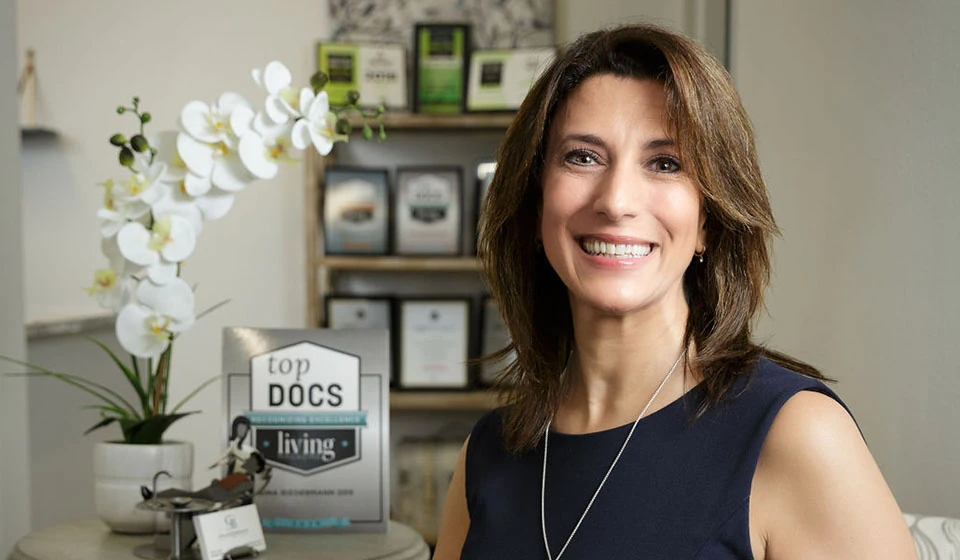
433, 23, 918, 560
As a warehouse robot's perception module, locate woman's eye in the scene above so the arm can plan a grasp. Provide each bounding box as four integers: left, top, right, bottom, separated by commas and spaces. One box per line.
564, 150, 599, 166
650, 156, 681, 173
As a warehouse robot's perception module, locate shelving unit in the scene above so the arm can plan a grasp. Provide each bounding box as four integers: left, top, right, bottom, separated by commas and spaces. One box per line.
305, 112, 513, 329
389, 390, 499, 411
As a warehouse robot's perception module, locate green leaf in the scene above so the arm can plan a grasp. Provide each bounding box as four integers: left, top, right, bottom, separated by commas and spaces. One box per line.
1, 356, 139, 416
170, 375, 222, 414
84, 416, 118, 436
81, 404, 139, 420
83, 336, 148, 412
120, 412, 197, 444
195, 298, 231, 322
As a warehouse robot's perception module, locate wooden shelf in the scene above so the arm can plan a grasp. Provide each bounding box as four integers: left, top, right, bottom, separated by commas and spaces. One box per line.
317, 256, 481, 272
390, 390, 499, 411
349, 111, 514, 131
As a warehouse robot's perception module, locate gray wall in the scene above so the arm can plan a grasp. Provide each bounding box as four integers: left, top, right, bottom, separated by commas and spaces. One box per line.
0, 0, 32, 554
735, 0, 960, 516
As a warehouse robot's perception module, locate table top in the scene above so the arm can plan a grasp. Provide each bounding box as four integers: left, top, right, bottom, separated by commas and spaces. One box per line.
9, 518, 430, 560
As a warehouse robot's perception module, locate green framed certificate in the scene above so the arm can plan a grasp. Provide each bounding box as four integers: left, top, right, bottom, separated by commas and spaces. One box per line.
316, 42, 408, 109
467, 47, 555, 111
413, 24, 470, 114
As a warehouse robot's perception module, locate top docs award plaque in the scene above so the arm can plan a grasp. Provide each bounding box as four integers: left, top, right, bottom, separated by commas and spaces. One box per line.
223, 327, 390, 533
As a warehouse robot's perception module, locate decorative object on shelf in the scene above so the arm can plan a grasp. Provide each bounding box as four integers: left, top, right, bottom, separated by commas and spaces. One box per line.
413, 23, 470, 114
396, 298, 471, 389
17, 48, 38, 127
479, 295, 515, 387
327, 0, 554, 50
325, 295, 392, 329
323, 166, 391, 255
466, 47, 555, 111
317, 42, 408, 110
1, 61, 385, 533
223, 327, 391, 534
394, 166, 463, 255
394, 436, 462, 543
132, 417, 272, 559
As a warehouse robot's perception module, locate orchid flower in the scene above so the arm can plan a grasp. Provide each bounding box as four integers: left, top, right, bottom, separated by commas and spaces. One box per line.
291, 90, 346, 156
116, 214, 196, 284
116, 277, 195, 358
252, 61, 300, 125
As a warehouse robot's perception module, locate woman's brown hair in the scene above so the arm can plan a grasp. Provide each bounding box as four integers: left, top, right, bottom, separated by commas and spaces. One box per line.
477, 23, 829, 454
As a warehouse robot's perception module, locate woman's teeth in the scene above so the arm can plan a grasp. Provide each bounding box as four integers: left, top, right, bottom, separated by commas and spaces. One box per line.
580, 239, 653, 258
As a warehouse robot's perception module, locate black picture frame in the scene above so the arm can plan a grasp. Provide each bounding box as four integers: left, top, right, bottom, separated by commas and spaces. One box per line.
395, 297, 472, 390
324, 295, 393, 330
322, 166, 391, 256
393, 166, 464, 256
412, 23, 471, 114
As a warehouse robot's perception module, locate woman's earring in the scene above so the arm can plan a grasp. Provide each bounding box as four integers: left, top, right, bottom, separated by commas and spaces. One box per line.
694, 247, 705, 263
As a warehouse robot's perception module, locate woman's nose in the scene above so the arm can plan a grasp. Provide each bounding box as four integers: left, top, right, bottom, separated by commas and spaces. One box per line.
592, 164, 640, 222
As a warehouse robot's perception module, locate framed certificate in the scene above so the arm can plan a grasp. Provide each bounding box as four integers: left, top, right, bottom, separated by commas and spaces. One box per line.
479, 296, 516, 386
413, 23, 470, 114
325, 296, 392, 330
323, 167, 390, 255
393, 167, 463, 256
467, 47, 555, 111
396, 298, 471, 389
316, 42, 408, 109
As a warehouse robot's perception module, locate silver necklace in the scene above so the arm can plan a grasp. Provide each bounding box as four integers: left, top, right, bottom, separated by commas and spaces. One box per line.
540, 348, 687, 560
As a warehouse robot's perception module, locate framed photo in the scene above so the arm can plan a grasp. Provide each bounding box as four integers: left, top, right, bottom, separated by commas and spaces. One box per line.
479, 296, 516, 386
467, 47, 555, 112
325, 296, 392, 330
316, 41, 408, 109
413, 23, 470, 114
396, 298, 471, 389
323, 167, 390, 255
393, 167, 463, 256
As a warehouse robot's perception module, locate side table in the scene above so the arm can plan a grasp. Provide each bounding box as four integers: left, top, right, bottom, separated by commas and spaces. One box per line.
8, 518, 430, 560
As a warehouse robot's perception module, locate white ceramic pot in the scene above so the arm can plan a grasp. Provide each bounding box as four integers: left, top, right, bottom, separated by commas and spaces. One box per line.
93, 440, 194, 534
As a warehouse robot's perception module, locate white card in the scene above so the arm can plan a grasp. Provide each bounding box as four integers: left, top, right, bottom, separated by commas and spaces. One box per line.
193, 504, 267, 560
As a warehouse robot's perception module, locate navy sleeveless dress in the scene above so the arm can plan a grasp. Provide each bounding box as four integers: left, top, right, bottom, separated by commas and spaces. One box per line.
461, 356, 849, 559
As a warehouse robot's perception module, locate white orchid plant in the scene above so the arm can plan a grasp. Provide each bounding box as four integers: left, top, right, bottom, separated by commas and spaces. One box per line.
2, 62, 385, 444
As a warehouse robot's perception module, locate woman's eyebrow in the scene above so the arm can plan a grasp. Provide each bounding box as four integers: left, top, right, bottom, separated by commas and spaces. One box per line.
558, 134, 676, 152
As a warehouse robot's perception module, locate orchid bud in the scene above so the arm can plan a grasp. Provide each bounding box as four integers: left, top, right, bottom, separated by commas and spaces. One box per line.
109, 134, 126, 147
130, 135, 149, 153
116, 107, 126, 114
119, 147, 134, 167
310, 71, 329, 93
140, 112, 152, 124
362, 124, 373, 141
346, 90, 360, 105
335, 117, 351, 135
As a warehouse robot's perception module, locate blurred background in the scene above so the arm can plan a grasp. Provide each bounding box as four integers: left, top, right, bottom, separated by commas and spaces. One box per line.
1, 0, 958, 554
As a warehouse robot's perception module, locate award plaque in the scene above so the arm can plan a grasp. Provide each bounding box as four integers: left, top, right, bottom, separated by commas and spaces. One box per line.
325, 296, 391, 330
479, 296, 515, 386
223, 327, 390, 533
413, 23, 470, 114
394, 167, 463, 256
323, 167, 390, 255
397, 299, 471, 389
467, 47, 555, 111
316, 42, 408, 109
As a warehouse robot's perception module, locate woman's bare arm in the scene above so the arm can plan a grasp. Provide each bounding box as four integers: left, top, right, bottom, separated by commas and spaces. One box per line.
751, 391, 917, 560
433, 436, 471, 560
